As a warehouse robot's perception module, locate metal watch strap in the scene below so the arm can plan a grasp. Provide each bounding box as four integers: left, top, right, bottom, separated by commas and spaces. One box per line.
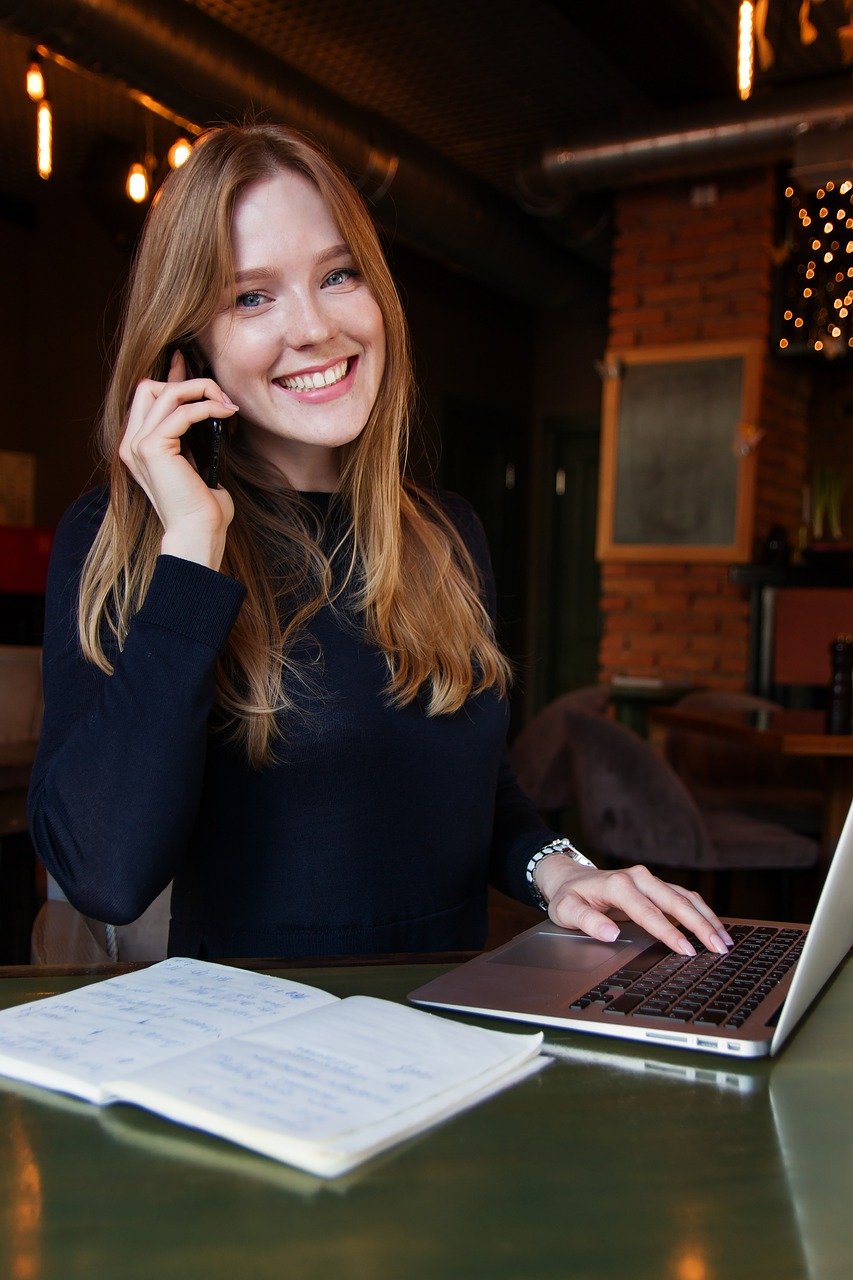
525, 838, 597, 911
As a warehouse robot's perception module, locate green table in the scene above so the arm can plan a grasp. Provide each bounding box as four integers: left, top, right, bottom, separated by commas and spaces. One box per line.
1, 958, 851, 1280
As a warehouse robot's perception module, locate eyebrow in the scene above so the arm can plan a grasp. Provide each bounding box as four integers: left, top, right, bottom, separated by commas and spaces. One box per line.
233, 243, 352, 285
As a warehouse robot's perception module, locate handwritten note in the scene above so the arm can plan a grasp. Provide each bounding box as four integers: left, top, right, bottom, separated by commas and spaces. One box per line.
0, 958, 337, 1099
107, 995, 542, 1144
0, 961, 544, 1178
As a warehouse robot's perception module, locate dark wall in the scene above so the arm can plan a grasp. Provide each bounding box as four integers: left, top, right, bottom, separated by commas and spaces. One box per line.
0, 182, 128, 526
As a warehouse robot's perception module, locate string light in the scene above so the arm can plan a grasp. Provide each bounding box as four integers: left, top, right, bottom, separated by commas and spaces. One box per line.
22, 43, 201, 201
126, 161, 149, 203
738, 2, 755, 100
167, 137, 192, 168
26, 53, 44, 101
778, 183, 853, 358
36, 100, 52, 180
743, 2, 853, 98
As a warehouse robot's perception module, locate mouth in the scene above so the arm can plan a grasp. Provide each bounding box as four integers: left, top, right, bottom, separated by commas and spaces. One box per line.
276, 358, 352, 393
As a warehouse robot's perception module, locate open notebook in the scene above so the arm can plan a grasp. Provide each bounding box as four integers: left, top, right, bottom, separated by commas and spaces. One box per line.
410, 801, 853, 1060
0, 959, 546, 1178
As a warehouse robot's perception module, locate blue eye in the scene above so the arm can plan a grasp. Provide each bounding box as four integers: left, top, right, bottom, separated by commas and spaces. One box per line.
236, 290, 265, 309
323, 267, 359, 288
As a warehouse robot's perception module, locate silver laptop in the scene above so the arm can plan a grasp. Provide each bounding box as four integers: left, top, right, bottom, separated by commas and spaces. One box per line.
409, 801, 853, 1059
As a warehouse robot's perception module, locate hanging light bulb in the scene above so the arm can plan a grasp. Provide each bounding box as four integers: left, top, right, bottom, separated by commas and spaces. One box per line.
26, 52, 45, 101
126, 161, 149, 203
167, 137, 192, 169
738, 2, 755, 101
36, 99, 52, 179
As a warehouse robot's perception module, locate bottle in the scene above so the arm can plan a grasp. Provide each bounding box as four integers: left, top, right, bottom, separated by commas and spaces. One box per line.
826, 635, 853, 735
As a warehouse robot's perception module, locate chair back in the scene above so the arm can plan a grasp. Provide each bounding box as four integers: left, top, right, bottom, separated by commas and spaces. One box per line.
558, 708, 716, 868
665, 689, 803, 791
513, 701, 715, 868
31, 876, 172, 964
511, 689, 609, 811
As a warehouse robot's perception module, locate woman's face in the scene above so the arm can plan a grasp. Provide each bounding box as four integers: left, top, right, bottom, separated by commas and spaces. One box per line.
199, 168, 386, 491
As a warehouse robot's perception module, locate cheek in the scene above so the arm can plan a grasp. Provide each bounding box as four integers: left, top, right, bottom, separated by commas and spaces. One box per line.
211, 330, 270, 387
366, 305, 387, 378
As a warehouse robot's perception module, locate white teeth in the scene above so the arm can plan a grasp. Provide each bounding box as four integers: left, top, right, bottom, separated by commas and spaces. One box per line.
281, 359, 349, 392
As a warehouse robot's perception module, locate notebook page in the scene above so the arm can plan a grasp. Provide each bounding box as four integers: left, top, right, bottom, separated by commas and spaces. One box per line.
0, 958, 337, 1102
105, 995, 544, 1176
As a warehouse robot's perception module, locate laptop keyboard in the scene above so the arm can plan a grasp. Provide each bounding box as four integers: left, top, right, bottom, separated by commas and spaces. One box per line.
570, 924, 806, 1030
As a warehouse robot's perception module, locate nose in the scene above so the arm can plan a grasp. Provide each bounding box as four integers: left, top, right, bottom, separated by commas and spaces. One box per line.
282, 287, 337, 349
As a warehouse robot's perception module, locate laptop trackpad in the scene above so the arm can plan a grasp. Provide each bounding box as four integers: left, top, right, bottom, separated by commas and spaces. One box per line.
488, 932, 632, 973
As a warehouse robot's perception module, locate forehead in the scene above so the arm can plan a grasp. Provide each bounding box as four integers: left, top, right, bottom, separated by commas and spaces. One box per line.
229, 169, 343, 266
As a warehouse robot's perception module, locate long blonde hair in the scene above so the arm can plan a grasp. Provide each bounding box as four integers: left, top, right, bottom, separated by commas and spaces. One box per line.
79, 123, 510, 765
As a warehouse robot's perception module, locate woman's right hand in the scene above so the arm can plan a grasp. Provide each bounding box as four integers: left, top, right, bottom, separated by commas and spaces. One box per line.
119, 350, 240, 570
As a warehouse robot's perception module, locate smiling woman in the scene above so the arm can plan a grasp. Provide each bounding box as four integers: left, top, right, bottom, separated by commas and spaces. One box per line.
26, 123, 732, 964
197, 169, 386, 489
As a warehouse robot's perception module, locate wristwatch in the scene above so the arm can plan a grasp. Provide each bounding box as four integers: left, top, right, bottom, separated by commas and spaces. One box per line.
525, 838, 597, 911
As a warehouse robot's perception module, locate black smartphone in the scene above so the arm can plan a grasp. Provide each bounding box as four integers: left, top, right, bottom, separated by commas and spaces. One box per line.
176, 343, 228, 488
187, 416, 226, 488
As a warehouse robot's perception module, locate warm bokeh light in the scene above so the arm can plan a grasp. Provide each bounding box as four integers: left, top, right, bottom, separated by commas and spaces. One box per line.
36, 100, 51, 179
167, 136, 192, 168
779, 182, 853, 353
126, 161, 149, 203
8, 1105, 43, 1280
738, 2, 754, 99
25, 57, 44, 102
676, 1251, 708, 1280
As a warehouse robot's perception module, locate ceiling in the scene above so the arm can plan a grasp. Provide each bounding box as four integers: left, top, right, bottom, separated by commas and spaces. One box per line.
1, 0, 852, 288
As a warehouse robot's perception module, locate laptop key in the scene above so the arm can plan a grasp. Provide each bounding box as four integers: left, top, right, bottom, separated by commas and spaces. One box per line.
603, 994, 645, 1015
695, 1009, 729, 1025
610, 944, 671, 980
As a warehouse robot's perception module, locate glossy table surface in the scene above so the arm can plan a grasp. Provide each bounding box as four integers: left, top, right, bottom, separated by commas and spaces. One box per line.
1, 958, 851, 1280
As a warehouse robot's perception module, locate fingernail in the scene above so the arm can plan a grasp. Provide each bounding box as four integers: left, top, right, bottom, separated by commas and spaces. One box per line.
718, 928, 734, 947
710, 934, 728, 954
222, 396, 238, 409
677, 939, 696, 957
599, 922, 620, 942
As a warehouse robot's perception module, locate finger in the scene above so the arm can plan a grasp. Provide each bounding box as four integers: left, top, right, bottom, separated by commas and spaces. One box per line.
150, 378, 237, 424
120, 401, 222, 486
130, 401, 236, 468
614, 870, 729, 955
668, 883, 734, 947
168, 349, 186, 383
553, 866, 696, 955
547, 889, 621, 943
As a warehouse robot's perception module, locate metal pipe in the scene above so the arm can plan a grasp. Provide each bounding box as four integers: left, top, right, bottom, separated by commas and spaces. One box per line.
0, 0, 600, 305
518, 77, 853, 199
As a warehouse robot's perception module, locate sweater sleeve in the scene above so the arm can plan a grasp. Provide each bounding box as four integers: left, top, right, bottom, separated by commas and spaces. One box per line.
438, 491, 555, 906
27, 489, 246, 923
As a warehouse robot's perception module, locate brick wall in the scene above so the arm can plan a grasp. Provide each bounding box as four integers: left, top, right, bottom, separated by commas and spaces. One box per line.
599, 169, 810, 690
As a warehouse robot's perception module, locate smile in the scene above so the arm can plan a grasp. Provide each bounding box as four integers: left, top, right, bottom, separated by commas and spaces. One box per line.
278, 359, 350, 392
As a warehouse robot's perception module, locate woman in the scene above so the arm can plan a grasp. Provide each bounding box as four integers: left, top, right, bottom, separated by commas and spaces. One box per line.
29, 123, 732, 960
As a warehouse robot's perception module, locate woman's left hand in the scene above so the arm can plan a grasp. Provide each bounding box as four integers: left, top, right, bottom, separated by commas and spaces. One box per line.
534, 856, 734, 956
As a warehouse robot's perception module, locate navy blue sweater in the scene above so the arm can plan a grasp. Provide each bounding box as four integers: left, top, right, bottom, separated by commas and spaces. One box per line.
28, 487, 552, 958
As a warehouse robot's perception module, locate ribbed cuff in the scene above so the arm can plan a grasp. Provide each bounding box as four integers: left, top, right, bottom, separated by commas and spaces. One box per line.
136, 555, 246, 652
